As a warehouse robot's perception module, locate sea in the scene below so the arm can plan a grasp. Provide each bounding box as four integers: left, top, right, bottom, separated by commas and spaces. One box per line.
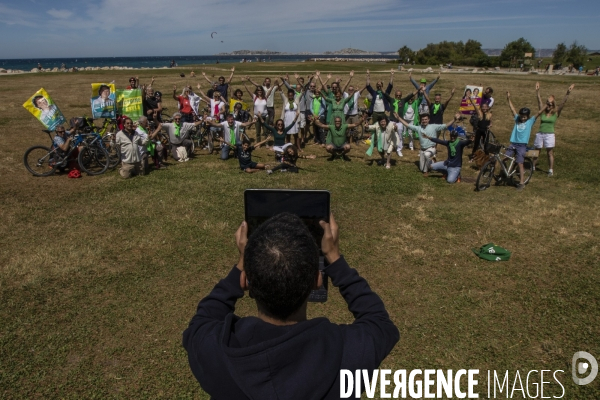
0, 55, 398, 71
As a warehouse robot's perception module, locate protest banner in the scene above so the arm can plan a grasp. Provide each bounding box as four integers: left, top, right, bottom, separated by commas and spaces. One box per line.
459, 85, 483, 115
116, 89, 142, 120
91, 83, 117, 119
22, 88, 66, 131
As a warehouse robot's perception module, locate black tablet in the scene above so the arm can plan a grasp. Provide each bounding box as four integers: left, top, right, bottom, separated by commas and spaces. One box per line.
244, 189, 330, 302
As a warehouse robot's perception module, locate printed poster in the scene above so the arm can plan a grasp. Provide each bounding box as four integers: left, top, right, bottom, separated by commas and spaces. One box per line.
91, 83, 117, 119
459, 85, 483, 115
116, 89, 142, 120
22, 88, 66, 131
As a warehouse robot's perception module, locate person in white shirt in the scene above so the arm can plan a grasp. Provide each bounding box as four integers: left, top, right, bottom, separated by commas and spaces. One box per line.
205, 114, 257, 160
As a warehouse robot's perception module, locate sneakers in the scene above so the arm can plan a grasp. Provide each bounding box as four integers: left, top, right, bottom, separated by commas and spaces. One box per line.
532, 164, 536, 171
376, 159, 384, 166
547, 169, 553, 177
342, 155, 351, 162
385, 164, 391, 169
266, 170, 273, 175
516, 183, 525, 191
409, 144, 414, 151
396, 148, 403, 157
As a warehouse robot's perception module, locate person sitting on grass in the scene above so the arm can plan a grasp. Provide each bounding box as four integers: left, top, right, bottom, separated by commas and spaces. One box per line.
364, 116, 401, 169
52, 125, 81, 172
236, 138, 271, 173
135, 116, 163, 174
311, 115, 365, 162
182, 213, 399, 400
258, 111, 300, 159
394, 112, 460, 176
506, 91, 545, 191
205, 114, 258, 160
419, 114, 471, 183
161, 112, 202, 162
266, 144, 316, 174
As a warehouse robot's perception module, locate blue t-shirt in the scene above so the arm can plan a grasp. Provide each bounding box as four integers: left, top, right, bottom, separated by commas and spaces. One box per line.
510, 115, 536, 144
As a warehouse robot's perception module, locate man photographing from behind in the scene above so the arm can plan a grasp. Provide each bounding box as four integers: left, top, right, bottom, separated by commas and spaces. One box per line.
183, 213, 399, 399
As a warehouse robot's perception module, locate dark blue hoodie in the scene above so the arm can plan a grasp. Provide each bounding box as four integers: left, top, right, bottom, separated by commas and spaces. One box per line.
182, 256, 399, 399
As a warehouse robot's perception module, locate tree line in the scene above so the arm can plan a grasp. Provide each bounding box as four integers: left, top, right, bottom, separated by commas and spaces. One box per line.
398, 38, 589, 68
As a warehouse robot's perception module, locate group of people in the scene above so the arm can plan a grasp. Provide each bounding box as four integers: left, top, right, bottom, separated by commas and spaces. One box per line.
47, 67, 574, 187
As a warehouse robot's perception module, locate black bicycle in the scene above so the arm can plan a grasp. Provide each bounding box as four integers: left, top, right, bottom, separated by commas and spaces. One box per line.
24, 130, 110, 176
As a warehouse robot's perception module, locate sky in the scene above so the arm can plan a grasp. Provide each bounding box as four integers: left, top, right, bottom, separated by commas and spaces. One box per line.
0, 0, 599, 59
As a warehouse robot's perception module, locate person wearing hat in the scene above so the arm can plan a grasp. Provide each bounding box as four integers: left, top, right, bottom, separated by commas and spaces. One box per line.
409, 71, 440, 115
506, 91, 546, 191
126, 77, 139, 90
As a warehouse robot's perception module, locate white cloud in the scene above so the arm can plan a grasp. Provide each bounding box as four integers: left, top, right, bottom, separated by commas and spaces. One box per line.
47, 8, 73, 19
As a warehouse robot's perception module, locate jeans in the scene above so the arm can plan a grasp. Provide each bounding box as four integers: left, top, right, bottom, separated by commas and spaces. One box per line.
220, 144, 230, 160
430, 161, 461, 183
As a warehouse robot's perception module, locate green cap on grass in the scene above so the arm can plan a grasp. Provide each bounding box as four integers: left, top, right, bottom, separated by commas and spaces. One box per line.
472, 243, 511, 261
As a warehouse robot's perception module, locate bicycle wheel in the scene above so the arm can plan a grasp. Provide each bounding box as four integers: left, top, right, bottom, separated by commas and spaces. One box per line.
207, 131, 214, 154
103, 136, 121, 169
23, 145, 58, 177
475, 160, 495, 191
78, 145, 110, 176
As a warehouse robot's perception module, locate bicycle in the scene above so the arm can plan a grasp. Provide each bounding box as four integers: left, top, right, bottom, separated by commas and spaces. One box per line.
475, 142, 533, 191
23, 129, 109, 177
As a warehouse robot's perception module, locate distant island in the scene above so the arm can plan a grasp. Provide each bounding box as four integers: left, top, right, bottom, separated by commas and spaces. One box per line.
216, 48, 392, 56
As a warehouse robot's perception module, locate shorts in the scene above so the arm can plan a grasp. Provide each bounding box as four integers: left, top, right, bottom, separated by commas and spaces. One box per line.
330, 143, 348, 151
298, 113, 306, 129
505, 143, 527, 164
534, 133, 555, 149
240, 161, 258, 170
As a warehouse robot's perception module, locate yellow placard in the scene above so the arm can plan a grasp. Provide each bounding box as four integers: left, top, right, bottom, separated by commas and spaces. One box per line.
22, 88, 66, 130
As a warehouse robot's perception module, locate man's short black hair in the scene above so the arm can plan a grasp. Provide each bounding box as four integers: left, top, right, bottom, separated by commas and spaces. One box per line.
244, 213, 319, 320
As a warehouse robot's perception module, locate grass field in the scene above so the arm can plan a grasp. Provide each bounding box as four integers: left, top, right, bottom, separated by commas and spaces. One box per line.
1, 62, 599, 398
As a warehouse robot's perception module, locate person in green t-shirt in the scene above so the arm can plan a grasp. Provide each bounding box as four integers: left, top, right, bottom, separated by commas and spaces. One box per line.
311, 115, 364, 161
533, 82, 574, 176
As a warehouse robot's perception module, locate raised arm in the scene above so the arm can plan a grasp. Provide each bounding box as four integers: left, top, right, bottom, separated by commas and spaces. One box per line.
252, 136, 271, 149
226, 67, 235, 84
506, 91, 518, 117
242, 81, 254, 98
346, 114, 366, 129
467, 96, 483, 119
265, 80, 279, 99
394, 114, 410, 128
365, 69, 370, 87
201, 72, 213, 85
240, 115, 258, 128
535, 82, 543, 111
409, 71, 419, 90
245, 75, 260, 87
556, 84, 574, 117
389, 69, 394, 85
425, 72, 440, 93
172, 85, 179, 101
445, 112, 461, 129
341, 70, 354, 93
443, 88, 455, 109
196, 84, 211, 103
